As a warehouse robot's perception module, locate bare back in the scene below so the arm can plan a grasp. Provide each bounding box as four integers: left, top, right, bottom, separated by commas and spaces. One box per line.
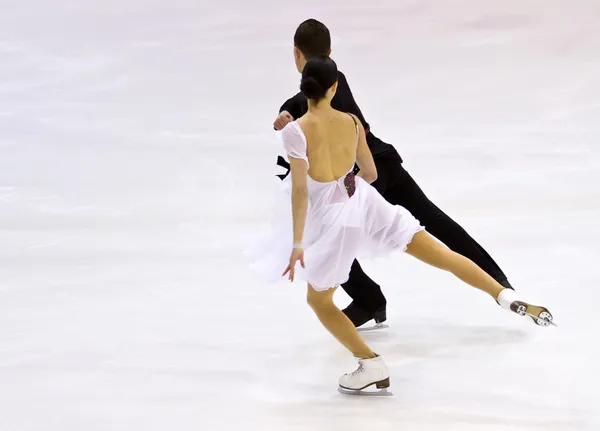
296, 110, 359, 182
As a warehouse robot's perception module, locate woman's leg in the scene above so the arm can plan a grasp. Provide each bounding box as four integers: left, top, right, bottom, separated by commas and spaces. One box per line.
389, 167, 511, 286
405, 231, 504, 300
306, 284, 375, 359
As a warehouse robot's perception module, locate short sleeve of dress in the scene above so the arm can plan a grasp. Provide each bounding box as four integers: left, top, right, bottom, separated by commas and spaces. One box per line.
279, 122, 308, 165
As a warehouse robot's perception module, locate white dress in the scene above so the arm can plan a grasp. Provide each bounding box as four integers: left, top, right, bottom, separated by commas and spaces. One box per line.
248, 121, 423, 291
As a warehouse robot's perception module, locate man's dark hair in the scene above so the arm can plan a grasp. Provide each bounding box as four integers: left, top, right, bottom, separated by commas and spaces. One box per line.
294, 19, 331, 58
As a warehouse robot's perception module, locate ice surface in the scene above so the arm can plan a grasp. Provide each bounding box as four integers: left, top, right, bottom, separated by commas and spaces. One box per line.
1, 1, 599, 430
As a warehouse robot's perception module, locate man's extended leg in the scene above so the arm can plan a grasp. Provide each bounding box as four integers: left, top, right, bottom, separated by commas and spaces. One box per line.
384, 163, 512, 288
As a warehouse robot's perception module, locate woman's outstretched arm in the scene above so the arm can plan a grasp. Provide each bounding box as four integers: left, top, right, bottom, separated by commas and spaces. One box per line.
289, 157, 309, 245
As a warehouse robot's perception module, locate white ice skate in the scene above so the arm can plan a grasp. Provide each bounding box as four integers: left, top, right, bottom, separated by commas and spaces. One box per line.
338, 355, 392, 396
497, 289, 555, 326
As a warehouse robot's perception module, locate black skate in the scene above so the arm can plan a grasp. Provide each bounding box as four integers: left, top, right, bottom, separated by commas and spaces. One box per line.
343, 302, 388, 331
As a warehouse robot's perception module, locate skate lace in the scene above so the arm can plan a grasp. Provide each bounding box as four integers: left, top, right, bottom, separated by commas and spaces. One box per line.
350, 362, 365, 377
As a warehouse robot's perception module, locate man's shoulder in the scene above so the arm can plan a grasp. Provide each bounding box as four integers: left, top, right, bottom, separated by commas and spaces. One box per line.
336, 70, 352, 91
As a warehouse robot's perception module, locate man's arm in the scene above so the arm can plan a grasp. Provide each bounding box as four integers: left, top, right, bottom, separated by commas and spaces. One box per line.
279, 92, 308, 119
274, 92, 309, 130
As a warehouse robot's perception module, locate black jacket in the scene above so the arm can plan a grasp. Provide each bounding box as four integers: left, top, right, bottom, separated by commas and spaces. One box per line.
279, 70, 400, 161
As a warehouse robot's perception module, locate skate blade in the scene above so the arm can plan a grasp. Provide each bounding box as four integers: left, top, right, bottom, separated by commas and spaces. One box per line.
338, 386, 393, 396
513, 302, 556, 327
525, 310, 557, 327
357, 322, 389, 332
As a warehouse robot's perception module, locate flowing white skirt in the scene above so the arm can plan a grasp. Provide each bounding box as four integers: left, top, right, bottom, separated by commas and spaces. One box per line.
247, 176, 423, 291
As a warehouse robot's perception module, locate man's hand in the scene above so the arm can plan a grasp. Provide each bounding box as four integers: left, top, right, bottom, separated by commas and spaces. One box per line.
274, 111, 294, 131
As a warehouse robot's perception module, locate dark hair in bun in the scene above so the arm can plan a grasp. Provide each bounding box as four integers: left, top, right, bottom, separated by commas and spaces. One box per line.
300, 57, 338, 100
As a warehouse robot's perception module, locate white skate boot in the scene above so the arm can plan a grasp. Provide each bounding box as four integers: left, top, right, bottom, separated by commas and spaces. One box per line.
497, 289, 555, 326
338, 355, 391, 395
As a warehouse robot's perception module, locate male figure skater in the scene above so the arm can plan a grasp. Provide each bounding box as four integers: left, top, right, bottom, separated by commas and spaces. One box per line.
274, 19, 513, 328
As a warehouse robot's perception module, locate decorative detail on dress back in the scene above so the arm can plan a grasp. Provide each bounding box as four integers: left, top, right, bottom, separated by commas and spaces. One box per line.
344, 172, 356, 197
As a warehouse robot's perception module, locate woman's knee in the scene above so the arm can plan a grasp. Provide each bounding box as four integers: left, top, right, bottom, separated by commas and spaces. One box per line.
306, 286, 334, 311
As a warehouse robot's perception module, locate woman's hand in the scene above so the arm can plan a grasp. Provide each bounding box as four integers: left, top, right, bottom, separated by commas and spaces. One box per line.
282, 248, 305, 281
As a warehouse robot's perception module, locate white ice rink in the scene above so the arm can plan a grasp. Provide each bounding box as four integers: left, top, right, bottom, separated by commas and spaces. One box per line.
1, 1, 599, 430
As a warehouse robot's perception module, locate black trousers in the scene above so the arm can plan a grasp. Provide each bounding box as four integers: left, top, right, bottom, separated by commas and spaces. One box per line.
341, 155, 509, 312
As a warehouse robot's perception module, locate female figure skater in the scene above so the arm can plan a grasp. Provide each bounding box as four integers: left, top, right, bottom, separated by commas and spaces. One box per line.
249, 57, 553, 393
